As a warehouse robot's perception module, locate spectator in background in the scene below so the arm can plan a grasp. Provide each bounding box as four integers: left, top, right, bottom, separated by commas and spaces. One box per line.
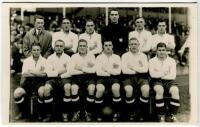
11, 38, 24, 74
79, 19, 102, 56
52, 18, 78, 56
23, 15, 53, 58
101, 9, 128, 56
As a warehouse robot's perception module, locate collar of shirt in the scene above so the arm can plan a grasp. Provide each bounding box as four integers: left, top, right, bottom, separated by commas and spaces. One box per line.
52, 52, 65, 59
61, 29, 72, 35
33, 28, 44, 36
30, 55, 43, 63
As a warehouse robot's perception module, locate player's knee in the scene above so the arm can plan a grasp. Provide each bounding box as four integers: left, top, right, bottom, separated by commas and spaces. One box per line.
64, 83, 71, 92
169, 86, 180, 99
87, 84, 95, 93
111, 83, 120, 93
38, 86, 44, 98
14, 87, 26, 99
44, 83, 52, 97
124, 85, 133, 94
154, 85, 164, 96
71, 84, 79, 95
96, 84, 105, 93
141, 84, 150, 97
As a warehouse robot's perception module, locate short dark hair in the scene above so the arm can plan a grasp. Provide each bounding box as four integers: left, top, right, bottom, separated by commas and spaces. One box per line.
135, 16, 145, 22
157, 19, 166, 25
156, 42, 167, 49
109, 8, 119, 15
78, 39, 87, 46
34, 15, 44, 22
85, 18, 94, 24
31, 42, 41, 50
62, 18, 71, 23
129, 37, 139, 42
55, 39, 65, 45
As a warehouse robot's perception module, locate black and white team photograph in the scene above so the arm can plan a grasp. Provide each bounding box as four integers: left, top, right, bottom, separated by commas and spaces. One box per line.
1, 2, 198, 124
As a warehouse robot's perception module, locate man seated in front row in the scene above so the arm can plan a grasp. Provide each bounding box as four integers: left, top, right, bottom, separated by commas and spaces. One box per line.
149, 42, 180, 122
121, 37, 150, 121
39, 39, 71, 122
95, 40, 122, 122
14, 43, 48, 121
69, 39, 96, 122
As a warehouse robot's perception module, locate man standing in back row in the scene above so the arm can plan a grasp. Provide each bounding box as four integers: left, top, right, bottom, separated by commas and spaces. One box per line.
23, 15, 53, 58
101, 9, 128, 56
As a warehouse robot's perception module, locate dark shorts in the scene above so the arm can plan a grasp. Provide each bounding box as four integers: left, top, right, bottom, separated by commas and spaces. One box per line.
150, 78, 178, 94
71, 74, 95, 89
96, 75, 120, 90
46, 77, 71, 89
122, 73, 149, 88
21, 77, 47, 96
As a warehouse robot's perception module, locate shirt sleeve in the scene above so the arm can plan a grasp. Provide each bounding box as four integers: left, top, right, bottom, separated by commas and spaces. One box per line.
68, 55, 84, 75
90, 34, 102, 55
149, 59, 164, 78
95, 56, 110, 76
167, 35, 175, 50
107, 55, 121, 75
162, 59, 176, 80
71, 34, 79, 53
121, 54, 136, 74
82, 54, 96, 73
134, 54, 149, 73
21, 59, 28, 74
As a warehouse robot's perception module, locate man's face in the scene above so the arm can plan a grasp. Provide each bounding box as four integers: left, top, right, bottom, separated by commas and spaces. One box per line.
129, 39, 139, 53
157, 46, 167, 59
78, 41, 88, 54
104, 41, 113, 54
54, 41, 64, 54
62, 19, 71, 32
109, 11, 119, 24
24, 25, 30, 32
135, 18, 145, 30
35, 18, 44, 31
31, 45, 41, 58
157, 22, 166, 34
85, 21, 95, 34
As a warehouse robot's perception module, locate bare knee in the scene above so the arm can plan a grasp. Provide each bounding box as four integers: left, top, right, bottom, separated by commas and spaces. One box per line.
153, 85, 164, 99
96, 84, 105, 93
43, 84, 53, 97
169, 86, 180, 99
112, 83, 120, 97
141, 84, 150, 98
14, 87, 26, 99
38, 86, 44, 98
71, 84, 79, 95
64, 83, 71, 92
87, 84, 95, 95
124, 85, 133, 97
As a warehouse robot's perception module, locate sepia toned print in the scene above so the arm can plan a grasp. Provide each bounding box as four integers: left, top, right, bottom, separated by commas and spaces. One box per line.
1, 2, 197, 124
